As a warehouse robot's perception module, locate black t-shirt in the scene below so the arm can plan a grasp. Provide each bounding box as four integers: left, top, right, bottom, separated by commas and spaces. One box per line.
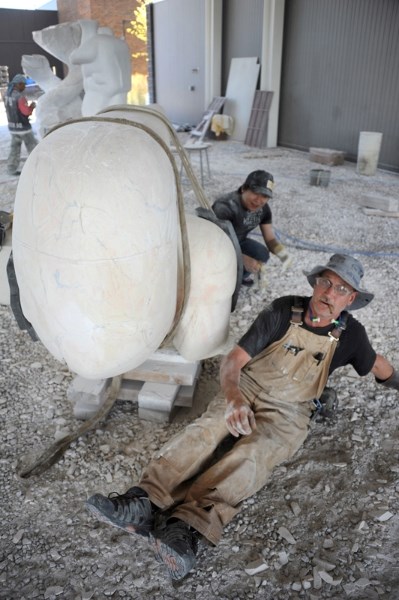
238, 295, 376, 376
212, 190, 272, 243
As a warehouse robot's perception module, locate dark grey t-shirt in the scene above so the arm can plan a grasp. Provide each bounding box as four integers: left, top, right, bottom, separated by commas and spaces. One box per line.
238, 295, 376, 376
212, 190, 272, 243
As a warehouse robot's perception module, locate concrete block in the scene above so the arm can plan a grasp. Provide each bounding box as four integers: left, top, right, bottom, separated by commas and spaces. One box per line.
355, 194, 399, 212
309, 147, 345, 166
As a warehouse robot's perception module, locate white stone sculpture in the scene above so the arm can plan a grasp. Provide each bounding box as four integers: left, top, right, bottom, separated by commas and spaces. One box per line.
70, 23, 131, 116
173, 214, 236, 360
24, 20, 85, 136
21, 54, 61, 92
12, 108, 236, 379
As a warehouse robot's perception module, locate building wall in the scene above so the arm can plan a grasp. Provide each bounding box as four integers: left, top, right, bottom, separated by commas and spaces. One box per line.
279, 0, 399, 171
0, 8, 62, 81
152, 0, 206, 125
221, 0, 263, 92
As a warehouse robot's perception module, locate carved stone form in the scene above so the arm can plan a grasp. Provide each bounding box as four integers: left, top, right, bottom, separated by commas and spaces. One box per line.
22, 20, 131, 136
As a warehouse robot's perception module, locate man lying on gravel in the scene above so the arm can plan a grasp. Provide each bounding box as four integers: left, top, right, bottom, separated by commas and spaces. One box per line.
85, 254, 398, 581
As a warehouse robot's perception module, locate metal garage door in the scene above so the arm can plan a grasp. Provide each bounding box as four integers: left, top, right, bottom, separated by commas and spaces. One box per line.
279, 0, 399, 172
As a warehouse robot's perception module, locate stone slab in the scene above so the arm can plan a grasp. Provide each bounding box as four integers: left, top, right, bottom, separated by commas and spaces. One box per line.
138, 381, 180, 411
124, 359, 201, 386
138, 406, 178, 424
117, 379, 143, 401
67, 375, 110, 419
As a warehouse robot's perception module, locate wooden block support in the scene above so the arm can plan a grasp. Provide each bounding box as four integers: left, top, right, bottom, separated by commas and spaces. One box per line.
309, 147, 345, 166
124, 358, 201, 386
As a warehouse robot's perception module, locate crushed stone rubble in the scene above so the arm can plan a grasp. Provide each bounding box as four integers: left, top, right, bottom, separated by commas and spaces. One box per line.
1, 126, 399, 599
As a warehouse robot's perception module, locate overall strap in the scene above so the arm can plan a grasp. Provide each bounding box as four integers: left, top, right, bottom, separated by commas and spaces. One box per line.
328, 311, 349, 343
290, 297, 305, 326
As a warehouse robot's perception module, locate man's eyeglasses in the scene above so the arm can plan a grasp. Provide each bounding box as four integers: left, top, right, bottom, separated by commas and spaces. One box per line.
315, 277, 354, 297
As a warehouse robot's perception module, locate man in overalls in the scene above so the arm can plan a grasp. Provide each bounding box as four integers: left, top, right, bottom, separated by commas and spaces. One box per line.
86, 254, 398, 580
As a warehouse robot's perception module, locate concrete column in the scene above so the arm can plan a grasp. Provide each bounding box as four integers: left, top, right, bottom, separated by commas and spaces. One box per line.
260, 0, 286, 148
204, 0, 223, 106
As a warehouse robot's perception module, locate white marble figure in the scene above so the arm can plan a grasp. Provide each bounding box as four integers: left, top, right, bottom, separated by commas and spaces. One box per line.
70, 23, 131, 116
12, 107, 236, 379
24, 21, 86, 136
21, 54, 61, 93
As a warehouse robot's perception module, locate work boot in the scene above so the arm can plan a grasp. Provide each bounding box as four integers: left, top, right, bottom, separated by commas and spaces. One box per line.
242, 275, 254, 287
150, 518, 198, 580
318, 387, 338, 419
85, 486, 154, 536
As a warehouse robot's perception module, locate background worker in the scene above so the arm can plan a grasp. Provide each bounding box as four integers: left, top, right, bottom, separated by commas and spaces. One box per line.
4, 74, 38, 177
212, 170, 292, 286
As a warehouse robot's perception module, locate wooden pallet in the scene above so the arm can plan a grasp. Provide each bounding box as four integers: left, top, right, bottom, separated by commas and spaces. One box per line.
244, 90, 274, 148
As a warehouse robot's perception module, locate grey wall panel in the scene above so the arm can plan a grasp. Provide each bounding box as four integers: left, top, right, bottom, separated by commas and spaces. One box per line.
153, 0, 205, 125
279, 0, 399, 172
222, 0, 263, 92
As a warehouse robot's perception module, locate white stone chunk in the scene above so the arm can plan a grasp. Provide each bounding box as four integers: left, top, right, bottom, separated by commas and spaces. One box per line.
244, 558, 269, 575
277, 526, 296, 544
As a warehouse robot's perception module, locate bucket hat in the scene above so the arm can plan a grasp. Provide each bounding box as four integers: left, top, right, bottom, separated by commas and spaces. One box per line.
243, 170, 274, 198
303, 253, 374, 310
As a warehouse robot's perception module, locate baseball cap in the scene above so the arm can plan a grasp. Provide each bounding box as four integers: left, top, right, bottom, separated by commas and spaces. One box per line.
244, 170, 274, 198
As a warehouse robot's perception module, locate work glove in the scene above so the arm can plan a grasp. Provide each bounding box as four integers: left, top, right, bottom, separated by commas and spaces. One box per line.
225, 400, 256, 437
275, 244, 293, 271
377, 369, 399, 390
257, 263, 268, 291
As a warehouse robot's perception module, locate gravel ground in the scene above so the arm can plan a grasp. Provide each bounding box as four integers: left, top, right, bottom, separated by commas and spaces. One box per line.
0, 109, 399, 600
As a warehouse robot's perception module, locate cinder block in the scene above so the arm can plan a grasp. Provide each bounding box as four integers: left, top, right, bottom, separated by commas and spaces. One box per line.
309, 147, 345, 166
355, 194, 399, 212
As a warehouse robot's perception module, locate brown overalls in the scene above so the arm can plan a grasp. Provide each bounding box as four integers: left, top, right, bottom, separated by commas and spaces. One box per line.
140, 306, 343, 544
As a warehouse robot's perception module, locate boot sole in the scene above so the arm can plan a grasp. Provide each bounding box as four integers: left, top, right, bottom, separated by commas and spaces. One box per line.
85, 501, 152, 537
149, 532, 196, 580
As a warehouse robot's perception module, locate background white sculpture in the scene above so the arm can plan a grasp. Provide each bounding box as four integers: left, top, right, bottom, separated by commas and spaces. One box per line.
21, 54, 61, 93
22, 20, 131, 136
23, 20, 84, 136
70, 23, 131, 116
